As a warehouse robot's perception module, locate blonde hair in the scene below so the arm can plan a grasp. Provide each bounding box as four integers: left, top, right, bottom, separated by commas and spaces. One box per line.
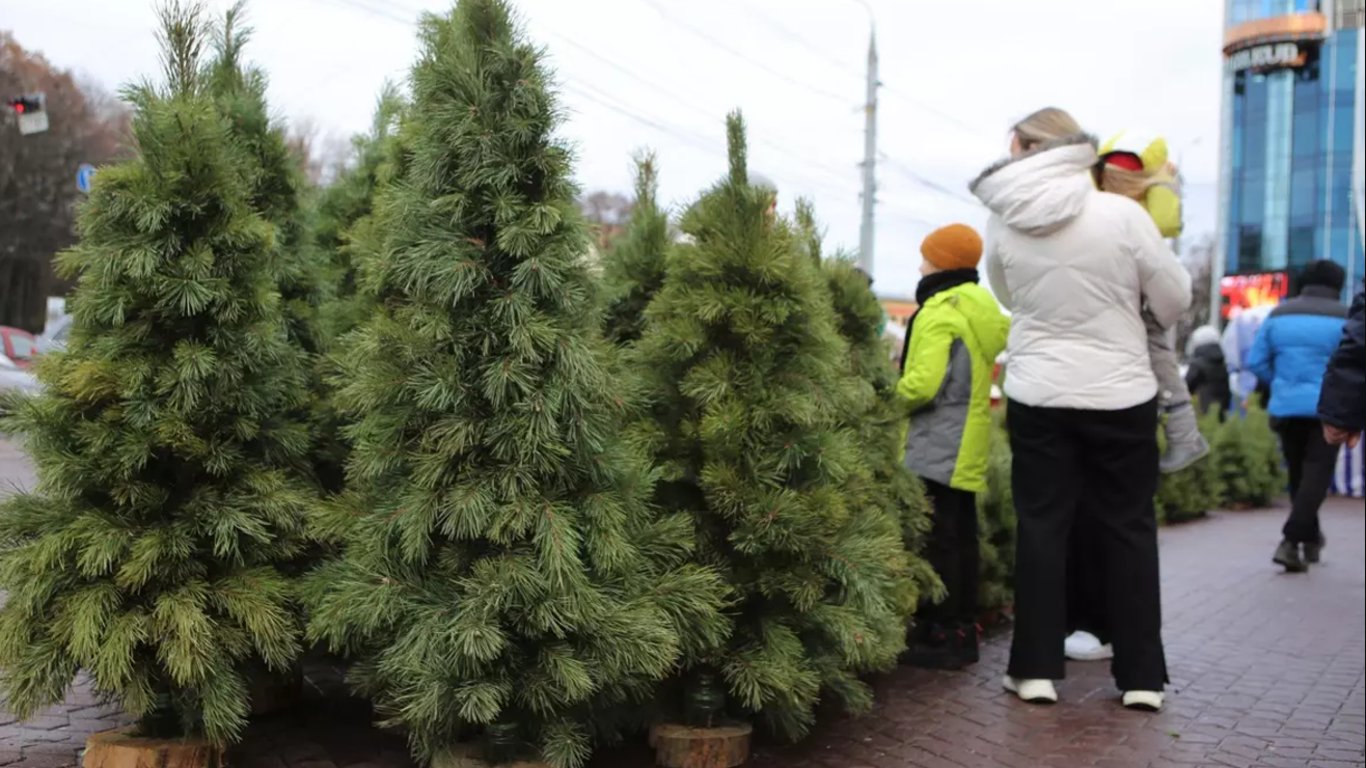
1012, 107, 1083, 151
1099, 160, 1178, 203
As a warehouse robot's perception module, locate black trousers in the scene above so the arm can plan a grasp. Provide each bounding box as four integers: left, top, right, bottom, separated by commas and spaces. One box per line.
1277, 417, 1339, 543
920, 478, 979, 627
1006, 399, 1167, 691
1066, 514, 1110, 644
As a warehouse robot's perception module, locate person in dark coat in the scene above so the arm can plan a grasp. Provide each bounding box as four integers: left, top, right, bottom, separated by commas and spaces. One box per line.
1184, 325, 1232, 419
1248, 261, 1349, 573
1318, 286, 1365, 448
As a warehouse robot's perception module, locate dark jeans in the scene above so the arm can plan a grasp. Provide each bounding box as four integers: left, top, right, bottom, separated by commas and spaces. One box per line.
920, 478, 979, 627
1007, 399, 1168, 691
1066, 515, 1110, 644
1276, 417, 1339, 543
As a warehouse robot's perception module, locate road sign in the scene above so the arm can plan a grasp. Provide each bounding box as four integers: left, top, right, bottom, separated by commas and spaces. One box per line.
76, 164, 96, 194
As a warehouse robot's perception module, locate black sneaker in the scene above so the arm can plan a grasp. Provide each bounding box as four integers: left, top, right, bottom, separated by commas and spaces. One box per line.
1273, 539, 1308, 573
902, 624, 963, 670
1303, 534, 1325, 564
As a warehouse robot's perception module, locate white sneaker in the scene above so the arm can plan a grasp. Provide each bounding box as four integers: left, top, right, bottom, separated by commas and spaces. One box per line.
1064, 630, 1114, 661
1122, 690, 1164, 712
1002, 676, 1058, 704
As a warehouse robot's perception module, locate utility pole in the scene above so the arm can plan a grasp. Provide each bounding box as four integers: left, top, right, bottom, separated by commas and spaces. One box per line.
858, 30, 878, 276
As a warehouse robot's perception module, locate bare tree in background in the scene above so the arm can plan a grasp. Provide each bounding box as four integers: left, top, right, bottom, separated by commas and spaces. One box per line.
1, 31, 132, 331
286, 117, 350, 186
1175, 233, 1215, 357
578, 189, 633, 252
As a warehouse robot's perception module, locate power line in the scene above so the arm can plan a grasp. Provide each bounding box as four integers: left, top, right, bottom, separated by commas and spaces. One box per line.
882, 157, 979, 208
638, 0, 853, 107
312, 0, 414, 25
729, 0, 864, 79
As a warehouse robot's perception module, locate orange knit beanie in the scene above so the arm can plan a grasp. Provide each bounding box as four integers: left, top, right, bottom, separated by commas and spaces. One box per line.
920, 223, 983, 271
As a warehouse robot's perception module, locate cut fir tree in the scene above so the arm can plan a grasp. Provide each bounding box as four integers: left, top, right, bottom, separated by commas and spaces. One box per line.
0, 0, 311, 748
796, 200, 937, 589
629, 113, 916, 739
302, 2, 726, 767
600, 152, 670, 347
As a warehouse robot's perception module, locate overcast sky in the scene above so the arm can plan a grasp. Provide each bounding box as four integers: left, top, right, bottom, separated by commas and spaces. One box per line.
4, 0, 1225, 297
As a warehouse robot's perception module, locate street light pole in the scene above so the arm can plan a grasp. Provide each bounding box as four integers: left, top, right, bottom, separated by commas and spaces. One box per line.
853, 0, 878, 277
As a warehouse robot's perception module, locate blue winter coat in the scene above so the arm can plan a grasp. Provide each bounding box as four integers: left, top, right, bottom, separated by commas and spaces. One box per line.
1247, 286, 1349, 419
1318, 288, 1365, 430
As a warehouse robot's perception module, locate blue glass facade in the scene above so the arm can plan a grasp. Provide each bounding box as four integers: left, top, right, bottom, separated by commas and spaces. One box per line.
1220, 3, 1365, 290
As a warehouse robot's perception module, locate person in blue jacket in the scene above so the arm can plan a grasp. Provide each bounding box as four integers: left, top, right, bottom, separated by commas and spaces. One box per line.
1318, 286, 1365, 449
1247, 261, 1349, 573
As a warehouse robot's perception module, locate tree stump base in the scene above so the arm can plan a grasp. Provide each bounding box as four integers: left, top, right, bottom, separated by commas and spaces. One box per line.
649, 722, 752, 768
432, 743, 550, 768
249, 667, 303, 717
83, 728, 223, 768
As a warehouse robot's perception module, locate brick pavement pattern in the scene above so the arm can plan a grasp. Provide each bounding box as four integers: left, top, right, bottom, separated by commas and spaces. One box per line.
1, 439, 1362, 767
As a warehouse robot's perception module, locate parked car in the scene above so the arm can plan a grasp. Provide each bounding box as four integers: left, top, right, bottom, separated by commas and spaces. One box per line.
1, 352, 40, 398
0, 326, 39, 369
37, 313, 72, 354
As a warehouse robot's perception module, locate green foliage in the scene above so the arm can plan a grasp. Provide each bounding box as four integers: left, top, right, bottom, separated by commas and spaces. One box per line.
1212, 400, 1287, 508
205, 3, 327, 357
805, 201, 937, 608
976, 408, 1015, 615
0, 1, 309, 745
628, 113, 915, 740
313, 84, 406, 344
301, 4, 726, 766
206, 3, 338, 494
600, 152, 669, 347
1155, 409, 1224, 523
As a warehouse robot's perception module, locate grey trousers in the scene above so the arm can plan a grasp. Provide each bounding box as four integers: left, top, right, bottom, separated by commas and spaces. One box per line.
1146, 312, 1189, 411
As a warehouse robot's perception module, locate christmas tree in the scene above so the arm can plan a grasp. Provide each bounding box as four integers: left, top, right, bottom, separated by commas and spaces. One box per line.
205, 3, 327, 357
629, 112, 915, 739
301, 3, 726, 765
0, 1, 310, 745
797, 201, 935, 585
600, 152, 669, 347
313, 84, 406, 344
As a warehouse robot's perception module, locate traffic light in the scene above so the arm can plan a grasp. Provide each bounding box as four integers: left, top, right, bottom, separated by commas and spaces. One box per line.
6, 93, 49, 135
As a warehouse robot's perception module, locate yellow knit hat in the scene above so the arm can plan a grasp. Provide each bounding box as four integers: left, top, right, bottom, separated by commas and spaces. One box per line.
920, 223, 983, 271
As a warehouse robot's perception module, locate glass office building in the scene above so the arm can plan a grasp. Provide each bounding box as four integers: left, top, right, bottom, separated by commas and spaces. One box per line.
1218, 0, 1365, 293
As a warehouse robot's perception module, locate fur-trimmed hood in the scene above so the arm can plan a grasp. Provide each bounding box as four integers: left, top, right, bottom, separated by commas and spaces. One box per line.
969, 133, 1099, 237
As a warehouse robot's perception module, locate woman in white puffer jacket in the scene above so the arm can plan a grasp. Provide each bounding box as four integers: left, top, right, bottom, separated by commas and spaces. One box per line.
969, 107, 1191, 711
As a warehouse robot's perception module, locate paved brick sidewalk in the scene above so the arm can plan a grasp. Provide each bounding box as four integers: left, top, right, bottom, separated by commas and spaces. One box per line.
1, 438, 1363, 767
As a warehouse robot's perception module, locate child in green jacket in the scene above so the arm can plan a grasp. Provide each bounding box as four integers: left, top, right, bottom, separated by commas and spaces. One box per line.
897, 223, 1010, 670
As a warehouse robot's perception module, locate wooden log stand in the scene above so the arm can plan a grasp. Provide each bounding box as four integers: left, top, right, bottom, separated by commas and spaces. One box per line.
432, 743, 550, 768
83, 728, 223, 768
649, 722, 752, 768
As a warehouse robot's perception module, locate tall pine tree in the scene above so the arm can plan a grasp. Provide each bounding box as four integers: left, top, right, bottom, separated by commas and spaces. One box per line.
629, 113, 916, 739
302, 3, 725, 766
206, 4, 340, 491
313, 84, 407, 345
0, 1, 310, 745
796, 201, 936, 595
600, 152, 669, 347
205, 3, 326, 357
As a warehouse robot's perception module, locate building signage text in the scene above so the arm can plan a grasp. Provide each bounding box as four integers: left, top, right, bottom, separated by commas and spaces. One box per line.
1228, 42, 1308, 72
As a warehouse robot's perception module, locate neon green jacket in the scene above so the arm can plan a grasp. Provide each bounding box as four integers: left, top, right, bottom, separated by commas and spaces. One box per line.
896, 282, 1009, 493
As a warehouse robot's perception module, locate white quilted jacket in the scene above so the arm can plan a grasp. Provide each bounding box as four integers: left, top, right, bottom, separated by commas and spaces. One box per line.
969, 135, 1192, 411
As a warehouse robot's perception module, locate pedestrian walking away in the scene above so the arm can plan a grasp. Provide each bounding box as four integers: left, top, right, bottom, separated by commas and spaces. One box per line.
971, 106, 1190, 712
1248, 261, 1350, 572
1318, 286, 1365, 448
896, 223, 1010, 671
